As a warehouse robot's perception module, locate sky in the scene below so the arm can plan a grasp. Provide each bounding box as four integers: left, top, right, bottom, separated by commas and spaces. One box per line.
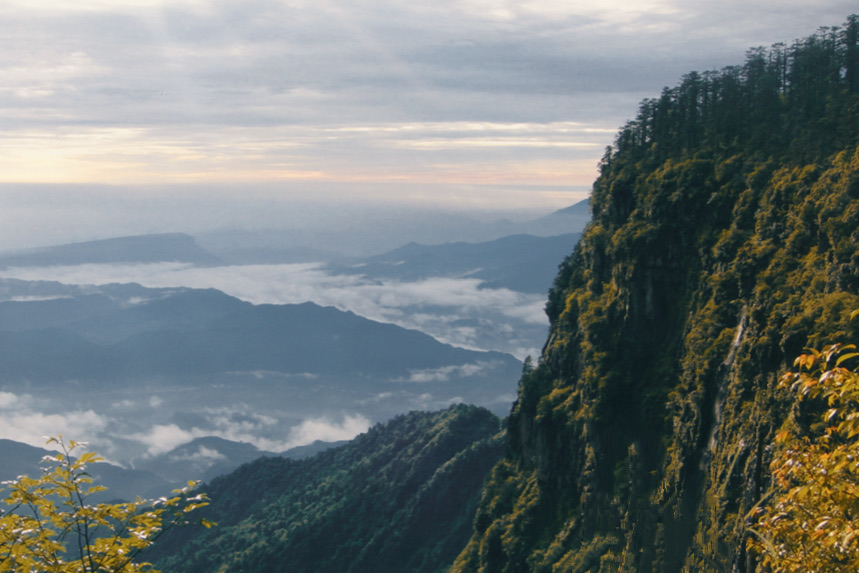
0, 0, 856, 461
0, 0, 857, 249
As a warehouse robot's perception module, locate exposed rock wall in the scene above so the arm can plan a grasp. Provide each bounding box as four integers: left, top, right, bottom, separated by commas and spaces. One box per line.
453, 129, 859, 573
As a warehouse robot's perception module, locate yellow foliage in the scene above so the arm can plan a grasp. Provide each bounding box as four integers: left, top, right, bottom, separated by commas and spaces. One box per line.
748, 341, 859, 572
0, 436, 210, 573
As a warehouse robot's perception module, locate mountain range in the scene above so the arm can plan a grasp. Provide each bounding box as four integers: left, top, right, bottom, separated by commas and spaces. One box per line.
195, 200, 590, 264
0, 275, 521, 475
0, 280, 518, 383
0, 233, 222, 268
329, 232, 581, 294
0, 435, 347, 501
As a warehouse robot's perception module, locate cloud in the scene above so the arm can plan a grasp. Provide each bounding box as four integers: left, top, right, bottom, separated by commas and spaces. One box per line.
0, 392, 109, 451
129, 404, 289, 456
130, 424, 197, 457
124, 404, 363, 457
284, 414, 372, 450
169, 445, 227, 463
397, 361, 497, 383
0, 385, 368, 462
0, 262, 548, 357
0, 0, 851, 199
0, 392, 19, 408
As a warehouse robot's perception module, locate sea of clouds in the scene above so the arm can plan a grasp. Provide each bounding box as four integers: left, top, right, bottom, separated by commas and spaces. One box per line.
0, 261, 544, 462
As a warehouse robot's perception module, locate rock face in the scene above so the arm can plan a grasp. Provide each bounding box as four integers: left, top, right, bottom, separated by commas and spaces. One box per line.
452, 19, 859, 573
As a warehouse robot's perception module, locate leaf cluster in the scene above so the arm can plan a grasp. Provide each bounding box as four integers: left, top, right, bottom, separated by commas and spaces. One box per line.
0, 436, 210, 573
749, 342, 859, 572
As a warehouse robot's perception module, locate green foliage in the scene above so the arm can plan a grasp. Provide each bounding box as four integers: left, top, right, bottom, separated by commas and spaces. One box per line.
151, 405, 503, 573
453, 15, 859, 573
749, 342, 859, 571
608, 17, 859, 166
0, 436, 210, 573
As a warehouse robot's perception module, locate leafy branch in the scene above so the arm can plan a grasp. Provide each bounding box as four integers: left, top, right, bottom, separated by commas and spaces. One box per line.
0, 436, 214, 573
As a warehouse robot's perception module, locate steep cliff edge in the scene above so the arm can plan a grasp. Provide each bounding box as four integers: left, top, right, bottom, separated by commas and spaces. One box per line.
453, 18, 859, 572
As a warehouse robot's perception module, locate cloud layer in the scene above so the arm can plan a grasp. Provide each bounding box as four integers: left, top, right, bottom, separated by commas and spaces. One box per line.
0, 262, 549, 357
0, 0, 854, 248
0, 387, 371, 463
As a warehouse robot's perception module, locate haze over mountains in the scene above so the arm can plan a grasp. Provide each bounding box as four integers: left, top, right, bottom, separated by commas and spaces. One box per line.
329, 233, 581, 294
0, 278, 520, 463
194, 200, 590, 264
0, 201, 587, 485
0, 233, 223, 268
0, 201, 588, 268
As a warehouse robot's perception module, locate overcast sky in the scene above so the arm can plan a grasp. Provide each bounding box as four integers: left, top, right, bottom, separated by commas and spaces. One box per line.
0, 0, 856, 248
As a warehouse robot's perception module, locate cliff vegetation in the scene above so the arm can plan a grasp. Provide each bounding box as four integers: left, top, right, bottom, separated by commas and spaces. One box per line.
453, 16, 859, 573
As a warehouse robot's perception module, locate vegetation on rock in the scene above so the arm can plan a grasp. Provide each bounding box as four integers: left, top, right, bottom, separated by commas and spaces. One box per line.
453, 16, 859, 572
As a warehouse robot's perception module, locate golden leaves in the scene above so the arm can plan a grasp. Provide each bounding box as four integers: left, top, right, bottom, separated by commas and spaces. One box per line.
749, 334, 859, 571
0, 436, 212, 573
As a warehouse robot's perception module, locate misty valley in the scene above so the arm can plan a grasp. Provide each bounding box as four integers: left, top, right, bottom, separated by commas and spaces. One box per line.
0, 205, 586, 491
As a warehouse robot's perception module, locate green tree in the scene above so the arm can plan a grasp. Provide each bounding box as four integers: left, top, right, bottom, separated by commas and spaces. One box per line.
0, 436, 212, 572
749, 333, 859, 571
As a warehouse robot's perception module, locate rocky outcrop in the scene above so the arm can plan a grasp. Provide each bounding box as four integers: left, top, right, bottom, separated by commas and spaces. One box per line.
452, 18, 859, 572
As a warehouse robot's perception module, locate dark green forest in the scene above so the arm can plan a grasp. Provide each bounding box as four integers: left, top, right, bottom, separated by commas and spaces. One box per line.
452, 16, 859, 572
150, 405, 504, 573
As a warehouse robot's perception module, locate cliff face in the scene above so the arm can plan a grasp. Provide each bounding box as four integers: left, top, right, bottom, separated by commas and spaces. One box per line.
453, 18, 859, 573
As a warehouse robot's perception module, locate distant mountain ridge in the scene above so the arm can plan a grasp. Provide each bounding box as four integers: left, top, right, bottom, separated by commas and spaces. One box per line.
0, 436, 354, 501
196, 199, 590, 264
0, 293, 519, 381
0, 233, 221, 268
330, 232, 582, 294
0, 201, 589, 269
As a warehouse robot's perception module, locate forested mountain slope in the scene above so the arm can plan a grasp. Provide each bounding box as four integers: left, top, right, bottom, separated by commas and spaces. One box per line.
151, 405, 505, 573
453, 17, 859, 572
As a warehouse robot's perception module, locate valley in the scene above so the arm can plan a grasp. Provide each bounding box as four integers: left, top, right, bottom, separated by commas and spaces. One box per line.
0, 205, 586, 486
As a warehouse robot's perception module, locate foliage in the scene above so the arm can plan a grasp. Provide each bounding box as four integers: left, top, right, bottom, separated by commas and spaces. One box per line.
150, 405, 504, 573
453, 14, 859, 573
608, 15, 859, 165
749, 340, 859, 571
0, 437, 211, 573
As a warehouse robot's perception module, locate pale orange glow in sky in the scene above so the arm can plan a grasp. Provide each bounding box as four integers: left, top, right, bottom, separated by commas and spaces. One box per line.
0, 122, 602, 209
0, 0, 853, 246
